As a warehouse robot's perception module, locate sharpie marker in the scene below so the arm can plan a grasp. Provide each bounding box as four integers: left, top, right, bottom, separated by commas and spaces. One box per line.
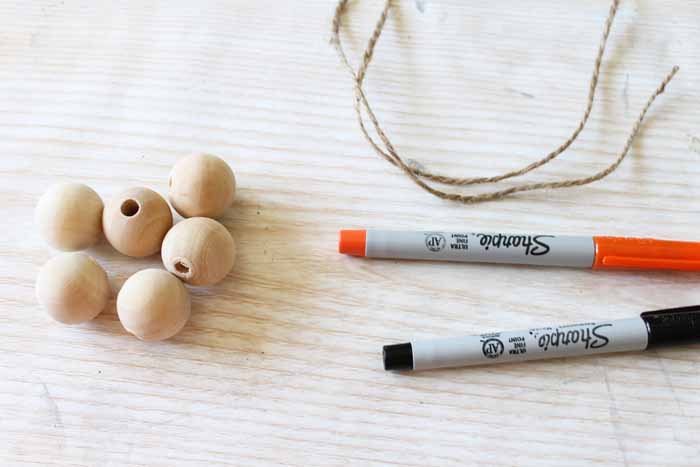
339, 230, 700, 271
383, 305, 700, 371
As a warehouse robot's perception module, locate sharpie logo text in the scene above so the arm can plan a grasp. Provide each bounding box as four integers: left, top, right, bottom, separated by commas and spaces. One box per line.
476, 233, 553, 256
531, 323, 611, 351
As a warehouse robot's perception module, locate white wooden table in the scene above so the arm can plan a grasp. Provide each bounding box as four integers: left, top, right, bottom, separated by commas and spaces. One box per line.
2, 1, 699, 465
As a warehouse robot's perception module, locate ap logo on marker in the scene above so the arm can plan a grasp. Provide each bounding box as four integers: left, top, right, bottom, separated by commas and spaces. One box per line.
481, 338, 504, 359
425, 233, 446, 252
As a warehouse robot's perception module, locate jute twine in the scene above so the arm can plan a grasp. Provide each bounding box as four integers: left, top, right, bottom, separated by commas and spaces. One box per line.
331, 0, 679, 203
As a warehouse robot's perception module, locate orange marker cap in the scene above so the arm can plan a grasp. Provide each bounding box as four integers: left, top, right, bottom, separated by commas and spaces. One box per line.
593, 236, 700, 271
339, 230, 367, 256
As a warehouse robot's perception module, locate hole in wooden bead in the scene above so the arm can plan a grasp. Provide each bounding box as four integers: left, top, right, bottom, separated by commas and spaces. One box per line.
174, 261, 189, 274
120, 199, 140, 217
171, 257, 193, 279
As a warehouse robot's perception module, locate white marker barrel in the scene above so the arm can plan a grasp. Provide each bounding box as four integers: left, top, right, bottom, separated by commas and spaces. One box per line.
365, 230, 595, 268
384, 318, 649, 371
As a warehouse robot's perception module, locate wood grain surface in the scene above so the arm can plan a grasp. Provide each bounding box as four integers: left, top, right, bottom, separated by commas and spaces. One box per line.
2, 1, 699, 465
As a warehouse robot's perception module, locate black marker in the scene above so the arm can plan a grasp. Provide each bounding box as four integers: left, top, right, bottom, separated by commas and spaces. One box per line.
383, 305, 700, 371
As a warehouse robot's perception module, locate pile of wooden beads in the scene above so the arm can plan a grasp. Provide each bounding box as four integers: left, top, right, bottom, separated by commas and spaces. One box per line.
34, 153, 238, 341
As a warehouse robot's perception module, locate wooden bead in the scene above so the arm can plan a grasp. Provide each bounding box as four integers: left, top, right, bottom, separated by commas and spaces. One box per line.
102, 187, 173, 257
35, 183, 104, 251
161, 217, 236, 286
36, 253, 111, 324
168, 153, 236, 219
117, 269, 191, 341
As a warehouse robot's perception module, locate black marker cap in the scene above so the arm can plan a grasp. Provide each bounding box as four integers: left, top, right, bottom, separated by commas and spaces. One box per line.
383, 343, 413, 371
641, 305, 700, 349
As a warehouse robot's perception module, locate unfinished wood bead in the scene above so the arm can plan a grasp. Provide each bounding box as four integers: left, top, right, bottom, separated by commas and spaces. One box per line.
168, 153, 236, 219
117, 269, 191, 341
35, 183, 104, 251
36, 253, 111, 324
161, 217, 236, 286
102, 187, 173, 257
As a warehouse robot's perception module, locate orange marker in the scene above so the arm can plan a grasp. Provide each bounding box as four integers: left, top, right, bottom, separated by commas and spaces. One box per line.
339, 230, 700, 271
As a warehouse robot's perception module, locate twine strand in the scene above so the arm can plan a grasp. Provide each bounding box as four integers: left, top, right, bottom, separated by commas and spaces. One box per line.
331, 0, 678, 203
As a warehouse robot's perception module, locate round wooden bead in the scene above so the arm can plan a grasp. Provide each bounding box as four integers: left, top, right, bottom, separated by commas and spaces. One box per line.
102, 187, 173, 257
161, 217, 236, 286
168, 153, 236, 219
35, 183, 104, 251
117, 269, 191, 341
36, 253, 111, 324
